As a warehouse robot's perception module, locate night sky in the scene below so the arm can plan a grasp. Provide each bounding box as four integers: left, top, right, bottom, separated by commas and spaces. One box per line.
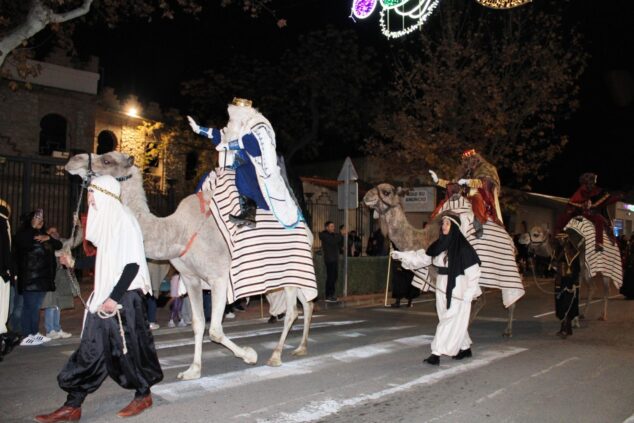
71, 0, 634, 197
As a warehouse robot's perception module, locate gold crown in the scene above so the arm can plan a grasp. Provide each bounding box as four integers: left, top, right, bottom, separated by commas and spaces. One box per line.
232, 97, 253, 108
461, 149, 477, 159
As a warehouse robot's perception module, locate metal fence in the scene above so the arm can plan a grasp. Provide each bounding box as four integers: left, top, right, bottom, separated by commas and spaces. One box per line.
306, 201, 376, 253
0, 155, 175, 237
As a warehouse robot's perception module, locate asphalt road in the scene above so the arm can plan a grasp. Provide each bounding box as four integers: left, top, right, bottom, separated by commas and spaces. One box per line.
2, 280, 634, 423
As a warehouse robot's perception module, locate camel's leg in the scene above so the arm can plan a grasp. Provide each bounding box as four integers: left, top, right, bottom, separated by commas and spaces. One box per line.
599, 276, 610, 321
291, 289, 313, 357
470, 291, 486, 324
581, 276, 594, 320
267, 288, 300, 367
177, 275, 204, 380
208, 281, 257, 365
503, 303, 515, 338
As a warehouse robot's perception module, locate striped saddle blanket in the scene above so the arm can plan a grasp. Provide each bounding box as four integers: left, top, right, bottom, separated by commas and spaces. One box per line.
205, 169, 318, 303
411, 196, 525, 308
564, 217, 622, 288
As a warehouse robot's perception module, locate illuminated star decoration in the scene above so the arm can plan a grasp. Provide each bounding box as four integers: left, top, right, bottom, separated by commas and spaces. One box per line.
351, 0, 532, 39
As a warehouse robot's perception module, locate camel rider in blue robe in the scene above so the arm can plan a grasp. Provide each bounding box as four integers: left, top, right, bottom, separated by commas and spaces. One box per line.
187, 97, 303, 229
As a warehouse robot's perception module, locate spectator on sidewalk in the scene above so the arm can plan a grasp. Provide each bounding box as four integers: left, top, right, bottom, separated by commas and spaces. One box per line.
319, 221, 342, 302
14, 209, 62, 346
40, 222, 82, 340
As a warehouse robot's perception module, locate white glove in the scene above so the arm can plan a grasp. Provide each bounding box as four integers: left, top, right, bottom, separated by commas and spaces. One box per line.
429, 170, 438, 184
187, 115, 200, 134
391, 251, 405, 261
458, 178, 469, 186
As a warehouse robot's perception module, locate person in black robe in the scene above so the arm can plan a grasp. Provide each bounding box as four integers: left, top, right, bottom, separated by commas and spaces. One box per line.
390, 261, 420, 308
552, 235, 580, 338
620, 239, 634, 299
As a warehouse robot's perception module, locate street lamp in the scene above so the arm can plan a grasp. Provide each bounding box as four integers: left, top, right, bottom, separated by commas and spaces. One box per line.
126, 106, 139, 118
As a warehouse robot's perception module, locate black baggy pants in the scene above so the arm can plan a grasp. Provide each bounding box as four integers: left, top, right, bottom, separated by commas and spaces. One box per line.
58, 290, 163, 407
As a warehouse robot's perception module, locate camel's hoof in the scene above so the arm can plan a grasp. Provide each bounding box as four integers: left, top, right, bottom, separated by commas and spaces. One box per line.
266, 356, 282, 367
242, 347, 258, 365
177, 366, 201, 380
291, 347, 307, 357
502, 331, 512, 338
598, 316, 607, 321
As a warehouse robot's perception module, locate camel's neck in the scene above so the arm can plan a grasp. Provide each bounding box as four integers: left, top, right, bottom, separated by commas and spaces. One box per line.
382, 206, 432, 251
120, 168, 151, 214
118, 167, 179, 260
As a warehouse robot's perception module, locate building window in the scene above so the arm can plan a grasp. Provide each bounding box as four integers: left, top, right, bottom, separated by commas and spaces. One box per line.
96, 130, 117, 154
185, 151, 198, 181
39, 114, 67, 155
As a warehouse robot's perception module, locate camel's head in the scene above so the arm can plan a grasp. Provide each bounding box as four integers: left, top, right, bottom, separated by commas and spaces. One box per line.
65, 152, 136, 179
529, 225, 549, 245
362, 183, 406, 218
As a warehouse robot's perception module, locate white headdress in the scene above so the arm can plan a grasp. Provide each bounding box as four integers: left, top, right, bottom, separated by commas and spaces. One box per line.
86, 175, 151, 313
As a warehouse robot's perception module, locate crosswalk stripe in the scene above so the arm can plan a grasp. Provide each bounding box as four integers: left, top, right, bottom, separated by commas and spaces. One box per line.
157, 325, 418, 370
154, 320, 366, 350
257, 346, 527, 423
153, 334, 434, 402
374, 308, 510, 323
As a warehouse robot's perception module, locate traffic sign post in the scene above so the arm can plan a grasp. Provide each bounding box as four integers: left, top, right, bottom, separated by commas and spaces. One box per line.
337, 157, 359, 299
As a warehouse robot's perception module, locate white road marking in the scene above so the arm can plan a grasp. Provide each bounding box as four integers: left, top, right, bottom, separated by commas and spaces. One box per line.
533, 295, 621, 318
153, 334, 434, 402
375, 308, 509, 323
156, 325, 418, 370
337, 331, 365, 338
257, 346, 527, 423
154, 320, 366, 350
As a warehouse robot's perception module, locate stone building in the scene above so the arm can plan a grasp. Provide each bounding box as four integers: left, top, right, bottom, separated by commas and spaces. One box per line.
0, 52, 209, 231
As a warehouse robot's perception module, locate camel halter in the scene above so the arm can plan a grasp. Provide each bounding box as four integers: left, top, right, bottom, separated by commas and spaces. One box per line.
376, 188, 398, 213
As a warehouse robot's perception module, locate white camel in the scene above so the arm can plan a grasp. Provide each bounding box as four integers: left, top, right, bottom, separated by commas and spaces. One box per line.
363, 183, 522, 337
65, 152, 313, 379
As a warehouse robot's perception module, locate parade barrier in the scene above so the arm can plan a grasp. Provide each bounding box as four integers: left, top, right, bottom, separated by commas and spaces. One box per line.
313, 256, 390, 297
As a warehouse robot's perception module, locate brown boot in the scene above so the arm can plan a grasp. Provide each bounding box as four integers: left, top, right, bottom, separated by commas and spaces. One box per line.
35, 406, 81, 423
116, 394, 152, 418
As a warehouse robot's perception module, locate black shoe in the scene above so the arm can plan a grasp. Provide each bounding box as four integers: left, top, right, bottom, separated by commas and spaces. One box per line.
234, 303, 246, 312
268, 316, 277, 324
325, 297, 337, 303
452, 348, 472, 360
390, 301, 401, 308
276, 313, 285, 320
407, 299, 413, 308
473, 220, 484, 239
423, 354, 440, 365
229, 196, 257, 228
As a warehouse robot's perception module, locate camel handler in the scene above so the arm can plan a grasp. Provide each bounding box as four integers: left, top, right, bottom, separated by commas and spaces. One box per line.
187, 97, 303, 229
391, 213, 482, 366
429, 149, 503, 236
35, 175, 163, 423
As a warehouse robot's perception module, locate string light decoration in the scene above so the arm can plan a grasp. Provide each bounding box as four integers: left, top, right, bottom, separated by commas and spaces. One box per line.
475, 0, 532, 9
352, 0, 531, 38
352, 0, 378, 19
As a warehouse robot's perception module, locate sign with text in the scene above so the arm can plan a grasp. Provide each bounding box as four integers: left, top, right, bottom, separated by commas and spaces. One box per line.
402, 187, 436, 212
